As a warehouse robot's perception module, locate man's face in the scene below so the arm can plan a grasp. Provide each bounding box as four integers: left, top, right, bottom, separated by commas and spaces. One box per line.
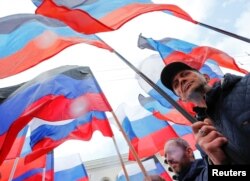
172, 70, 207, 102
165, 142, 192, 174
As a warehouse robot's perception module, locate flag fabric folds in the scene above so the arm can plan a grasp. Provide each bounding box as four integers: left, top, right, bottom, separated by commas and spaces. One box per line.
54, 154, 89, 181
138, 93, 192, 126
6, 126, 29, 160
0, 155, 46, 181
12, 155, 46, 181
0, 83, 24, 103
139, 94, 196, 150
32, 0, 196, 34
0, 85, 29, 160
117, 156, 171, 181
0, 66, 112, 165
26, 111, 113, 162
116, 103, 178, 160
138, 34, 248, 74
0, 14, 111, 78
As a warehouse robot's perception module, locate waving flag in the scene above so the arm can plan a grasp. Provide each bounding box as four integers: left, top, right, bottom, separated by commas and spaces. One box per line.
139, 94, 196, 150
116, 103, 178, 160
152, 156, 172, 181
0, 66, 112, 165
54, 154, 89, 181
26, 111, 113, 162
117, 156, 171, 181
137, 53, 224, 125
139, 94, 192, 126
0, 155, 46, 181
13, 155, 46, 181
138, 34, 248, 74
0, 85, 29, 160
32, 0, 195, 34
0, 14, 111, 79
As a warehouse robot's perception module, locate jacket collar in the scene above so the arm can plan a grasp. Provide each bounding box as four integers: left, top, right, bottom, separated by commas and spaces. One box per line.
178, 159, 205, 181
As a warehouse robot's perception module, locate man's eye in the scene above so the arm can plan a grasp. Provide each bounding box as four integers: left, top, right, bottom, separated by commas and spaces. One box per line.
184, 71, 190, 76
173, 82, 178, 89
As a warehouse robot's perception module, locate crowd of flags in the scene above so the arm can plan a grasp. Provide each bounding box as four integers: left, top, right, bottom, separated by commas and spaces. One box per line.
0, 0, 248, 180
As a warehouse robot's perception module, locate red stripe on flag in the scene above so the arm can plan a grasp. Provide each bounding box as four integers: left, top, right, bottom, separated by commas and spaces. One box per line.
128, 125, 178, 160
164, 46, 248, 74
77, 177, 89, 181
160, 172, 173, 181
100, 3, 196, 29
25, 118, 113, 163
6, 137, 26, 160
33, 93, 112, 120
0, 32, 111, 78
0, 93, 111, 164
153, 109, 192, 126
24, 174, 43, 181
182, 133, 196, 151
36, 0, 112, 34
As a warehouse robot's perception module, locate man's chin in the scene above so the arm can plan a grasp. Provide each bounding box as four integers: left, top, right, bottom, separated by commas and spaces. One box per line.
171, 165, 180, 173
186, 87, 205, 104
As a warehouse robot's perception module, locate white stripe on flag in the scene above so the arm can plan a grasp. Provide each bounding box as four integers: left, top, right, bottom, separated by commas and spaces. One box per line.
54, 154, 82, 172
29, 117, 74, 131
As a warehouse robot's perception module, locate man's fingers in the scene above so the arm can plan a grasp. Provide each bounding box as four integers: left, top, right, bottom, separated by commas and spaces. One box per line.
192, 121, 207, 134
198, 130, 226, 146
204, 118, 214, 125
204, 137, 228, 152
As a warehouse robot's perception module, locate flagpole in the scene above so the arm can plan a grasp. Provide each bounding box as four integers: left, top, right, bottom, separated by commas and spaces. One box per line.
8, 126, 29, 181
42, 167, 46, 181
112, 136, 130, 181
197, 22, 250, 43
8, 157, 19, 181
111, 111, 151, 181
97, 36, 197, 124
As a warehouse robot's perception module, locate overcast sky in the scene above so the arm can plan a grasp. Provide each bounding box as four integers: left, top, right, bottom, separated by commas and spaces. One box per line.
0, 0, 250, 161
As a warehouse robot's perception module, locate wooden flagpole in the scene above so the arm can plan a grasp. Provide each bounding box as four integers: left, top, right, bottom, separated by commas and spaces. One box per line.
111, 111, 151, 181
8, 157, 19, 181
42, 167, 46, 181
112, 136, 130, 181
8, 126, 29, 181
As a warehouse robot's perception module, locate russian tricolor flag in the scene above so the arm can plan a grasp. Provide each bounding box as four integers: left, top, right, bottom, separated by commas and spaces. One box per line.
117, 156, 171, 181
138, 34, 248, 74
54, 154, 89, 181
0, 14, 111, 78
116, 103, 178, 160
0, 66, 112, 164
139, 94, 196, 150
32, 0, 195, 34
26, 111, 113, 162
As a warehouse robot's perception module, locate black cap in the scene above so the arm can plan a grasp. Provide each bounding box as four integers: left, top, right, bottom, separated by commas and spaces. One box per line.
160, 62, 194, 92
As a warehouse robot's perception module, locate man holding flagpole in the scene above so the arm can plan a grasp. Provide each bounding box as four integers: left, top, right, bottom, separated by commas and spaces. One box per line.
160, 61, 250, 164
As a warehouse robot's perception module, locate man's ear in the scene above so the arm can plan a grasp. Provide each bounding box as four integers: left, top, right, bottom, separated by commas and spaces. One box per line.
203, 74, 210, 83
186, 147, 194, 158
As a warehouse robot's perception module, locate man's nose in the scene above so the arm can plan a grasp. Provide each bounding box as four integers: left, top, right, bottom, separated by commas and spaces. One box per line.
180, 77, 187, 87
166, 156, 174, 163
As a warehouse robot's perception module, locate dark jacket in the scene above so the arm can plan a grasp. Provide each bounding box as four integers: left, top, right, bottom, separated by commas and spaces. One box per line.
178, 159, 207, 181
206, 73, 250, 164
